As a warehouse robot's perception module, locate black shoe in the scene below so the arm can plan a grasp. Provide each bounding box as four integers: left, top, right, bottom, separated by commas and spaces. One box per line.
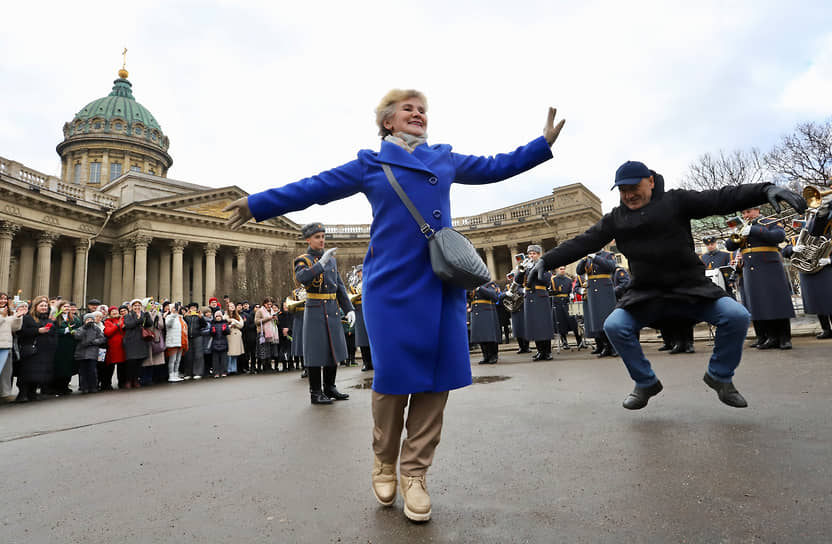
300, 369, 308, 379
669, 343, 684, 354
703, 373, 747, 408
757, 338, 778, 350
324, 387, 349, 400
590, 345, 602, 355
539, 353, 553, 361
311, 391, 333, 405
597, 345, 614, 358
532, 352, 543, 361
361, 364, 373, 371
684, 343, 695, 354
657, 344, 672, 352
816, 330, 832, 339
622, 381, 663, 410
516, 348, 531, 354
778, 339, 792, 349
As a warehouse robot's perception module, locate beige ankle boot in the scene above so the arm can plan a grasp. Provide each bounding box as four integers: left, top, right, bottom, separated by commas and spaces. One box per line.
372, 456, 397, 506
400, 474, 431, 522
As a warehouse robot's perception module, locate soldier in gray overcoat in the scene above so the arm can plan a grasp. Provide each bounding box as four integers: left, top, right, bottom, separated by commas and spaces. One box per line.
351, 266, 373, 371
577, 251, 617, 357
469, 281, 500, 364
287, 287, 306, 376
520, 245, 554, 360
550, 267, 582, 349
294, 223, 355, 404
725, 206, 795, 349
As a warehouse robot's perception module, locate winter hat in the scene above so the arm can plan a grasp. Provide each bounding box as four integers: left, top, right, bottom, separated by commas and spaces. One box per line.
83, 312, 96, 321
208, 297, 219, 306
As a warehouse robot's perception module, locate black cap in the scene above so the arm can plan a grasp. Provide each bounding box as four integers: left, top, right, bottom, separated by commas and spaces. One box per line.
301, 222, 325, 239
702, 236, 717, 244
87, 298, 102, 306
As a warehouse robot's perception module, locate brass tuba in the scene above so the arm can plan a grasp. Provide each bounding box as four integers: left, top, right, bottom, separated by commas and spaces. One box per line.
285, 286, 307, 312
790, 185, 832, 274
501, 255, 533, 313
347, 265, 363, 304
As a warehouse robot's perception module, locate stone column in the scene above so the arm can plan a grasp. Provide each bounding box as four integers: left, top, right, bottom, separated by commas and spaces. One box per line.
109, 245, 123, 305
191, 250, 203, 305
148, 251, 160, 300
223, 251, 233, 297
35, 232, 59, 296
170, 240, 188, 304
73, 238, 90, 305
103, 254, 112, 305
484, 246, 497, 282
58, 245, 74, 298
263, 250, 274, 296
0, 221, 19, 293
9, 256, 18, 297
204, 243, 219, 301
159, 248, 171, 302
132, 234, 152, 299
18, 240, 35, 299
235, 247, 249, 292
121, 240, 134, 303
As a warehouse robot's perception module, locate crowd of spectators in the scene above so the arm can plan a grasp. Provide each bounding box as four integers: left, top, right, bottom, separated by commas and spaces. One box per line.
0, 292, 348, 404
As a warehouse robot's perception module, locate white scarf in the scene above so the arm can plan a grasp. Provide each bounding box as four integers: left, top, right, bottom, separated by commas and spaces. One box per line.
384, 132, 427, 153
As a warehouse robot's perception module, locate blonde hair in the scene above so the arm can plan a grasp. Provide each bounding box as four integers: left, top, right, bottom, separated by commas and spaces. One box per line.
375, 89, 428, 138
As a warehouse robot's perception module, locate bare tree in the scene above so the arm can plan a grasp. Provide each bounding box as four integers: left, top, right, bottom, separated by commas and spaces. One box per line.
765, 119, 832, 191
681, 148, 768, 191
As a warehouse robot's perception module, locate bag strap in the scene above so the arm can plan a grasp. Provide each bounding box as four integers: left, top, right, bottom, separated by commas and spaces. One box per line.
381, 164, 435, 239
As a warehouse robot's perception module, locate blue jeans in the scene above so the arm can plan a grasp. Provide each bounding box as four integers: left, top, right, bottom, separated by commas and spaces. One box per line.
228, 355, 237, 374
603, 297, 751, 387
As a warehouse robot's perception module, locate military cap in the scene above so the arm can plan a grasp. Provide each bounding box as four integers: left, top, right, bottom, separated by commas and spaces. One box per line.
527, 244, 543, 254
702, 235, 717, 244
301, 222, 325, 239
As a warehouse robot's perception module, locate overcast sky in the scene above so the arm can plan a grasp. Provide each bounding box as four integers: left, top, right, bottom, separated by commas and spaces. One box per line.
2, 1, 830, 225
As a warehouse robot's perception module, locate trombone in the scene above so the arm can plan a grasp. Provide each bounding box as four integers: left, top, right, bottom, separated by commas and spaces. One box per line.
728, 209, 804, 246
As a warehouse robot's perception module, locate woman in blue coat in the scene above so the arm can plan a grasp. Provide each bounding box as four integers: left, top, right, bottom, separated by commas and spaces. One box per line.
224, 89, 564, 522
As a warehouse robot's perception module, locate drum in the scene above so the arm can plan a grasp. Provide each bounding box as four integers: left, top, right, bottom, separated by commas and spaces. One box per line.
705, 269, 726, 291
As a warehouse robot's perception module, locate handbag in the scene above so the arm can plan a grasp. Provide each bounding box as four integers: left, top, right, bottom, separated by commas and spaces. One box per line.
141, 327, 154, 341
382, 164, 491, 289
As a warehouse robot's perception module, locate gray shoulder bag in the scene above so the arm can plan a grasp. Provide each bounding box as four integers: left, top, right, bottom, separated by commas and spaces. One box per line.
382, 164, 491, 289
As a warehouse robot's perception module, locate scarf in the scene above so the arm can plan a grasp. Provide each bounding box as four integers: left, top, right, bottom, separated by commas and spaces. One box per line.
384, 132, 427, 153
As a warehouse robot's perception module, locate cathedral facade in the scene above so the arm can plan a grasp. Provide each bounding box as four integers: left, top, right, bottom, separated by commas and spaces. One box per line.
0, 68, 604, 305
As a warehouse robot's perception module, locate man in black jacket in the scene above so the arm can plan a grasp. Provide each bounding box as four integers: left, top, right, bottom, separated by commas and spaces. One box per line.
530, 160, 805, 410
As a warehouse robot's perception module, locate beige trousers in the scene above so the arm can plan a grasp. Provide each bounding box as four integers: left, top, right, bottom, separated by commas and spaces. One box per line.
372, 390, 450, 477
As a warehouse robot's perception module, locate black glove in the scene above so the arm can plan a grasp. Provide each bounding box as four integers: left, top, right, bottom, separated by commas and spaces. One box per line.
765, 185, 807, 214
527, 259, 546, 286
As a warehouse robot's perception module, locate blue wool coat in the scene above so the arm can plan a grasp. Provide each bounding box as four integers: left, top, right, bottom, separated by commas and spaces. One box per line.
248, 137, 553, 394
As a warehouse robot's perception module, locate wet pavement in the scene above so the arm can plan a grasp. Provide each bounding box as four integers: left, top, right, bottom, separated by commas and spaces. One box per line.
1, 336, 830, 543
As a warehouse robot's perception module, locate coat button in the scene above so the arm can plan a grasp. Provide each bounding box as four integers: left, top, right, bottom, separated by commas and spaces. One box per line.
428, 176, 438, 185
432, 209, 442, 219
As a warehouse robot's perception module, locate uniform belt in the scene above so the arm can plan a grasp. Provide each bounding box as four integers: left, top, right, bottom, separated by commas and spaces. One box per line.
552, 294, 569, 297
534, 285, 547, 290
741, 246, 780, 254
587, 274, 611, 279
296, 307, 304, 312
472, 299, 493, 305
306, 293, 336, 300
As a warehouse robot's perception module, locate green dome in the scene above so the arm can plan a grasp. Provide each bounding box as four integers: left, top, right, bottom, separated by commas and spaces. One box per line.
74, 78, 160, 129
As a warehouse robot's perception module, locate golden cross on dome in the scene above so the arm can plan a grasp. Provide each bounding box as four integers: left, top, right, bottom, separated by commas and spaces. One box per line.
122, 47, 128, 69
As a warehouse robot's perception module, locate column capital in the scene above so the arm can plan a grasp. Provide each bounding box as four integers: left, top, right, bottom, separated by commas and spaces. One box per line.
73, 238, 91, 252
131, 233, 153, 249
234, 246, 250, 257
170, 239, 189, 252
0, 220, 20, 239
205, 243, 220, 256
36, 231, 60, 246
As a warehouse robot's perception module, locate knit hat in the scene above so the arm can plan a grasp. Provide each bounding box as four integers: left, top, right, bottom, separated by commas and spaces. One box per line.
208, 297, 219, 306
83, 312, 96, 321
527, 244, 543, 254
108, 306, 119, 313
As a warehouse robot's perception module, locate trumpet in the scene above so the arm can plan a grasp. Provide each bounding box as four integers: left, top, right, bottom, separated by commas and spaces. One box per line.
285, 286, 307, 312
347, 265, 362, 304
728, 209, 803, 246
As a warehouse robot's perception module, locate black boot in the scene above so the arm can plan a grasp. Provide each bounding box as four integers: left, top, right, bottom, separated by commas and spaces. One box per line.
309, 368, 332, 404
590, 339, 603, 354
323, 366, 349, 400
778, 319, 792, 349
516, 338, 530, 354
360, 346, 374, 371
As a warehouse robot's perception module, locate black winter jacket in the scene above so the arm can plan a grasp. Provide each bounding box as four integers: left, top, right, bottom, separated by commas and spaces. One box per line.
541, 175, 773, 320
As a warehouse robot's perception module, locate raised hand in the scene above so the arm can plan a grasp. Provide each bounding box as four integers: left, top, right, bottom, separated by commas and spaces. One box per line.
319, 247, 338, 266
543, 107, 566, 147
222, 197, 253, 230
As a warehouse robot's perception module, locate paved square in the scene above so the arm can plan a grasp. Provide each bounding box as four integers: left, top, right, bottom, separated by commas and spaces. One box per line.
1, 338, 830, 543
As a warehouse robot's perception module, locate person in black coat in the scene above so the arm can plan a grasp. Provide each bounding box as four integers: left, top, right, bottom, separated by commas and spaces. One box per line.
242, 303, 259, 373
530, 160, 806, 410
15, 296, 57, 402
74, 313, 107, 394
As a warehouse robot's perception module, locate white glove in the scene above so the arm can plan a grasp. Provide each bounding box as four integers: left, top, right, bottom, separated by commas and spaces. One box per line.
818, 257, 831, 267
740, 225, 752, 237
792, 244, 806, 254
586, 253, 596, 260
64, 327, 70, 334
319, 247, 338, 266
346, 310, 355, 327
